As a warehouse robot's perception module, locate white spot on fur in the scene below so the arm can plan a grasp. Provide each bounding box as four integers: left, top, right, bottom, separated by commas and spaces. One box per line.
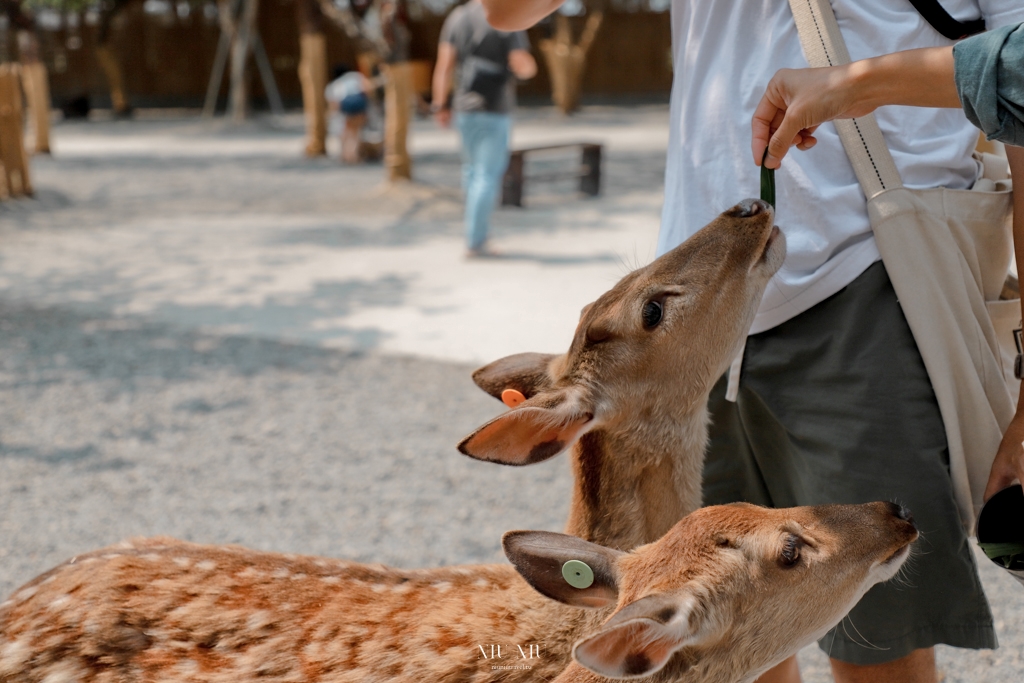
41, 575, 56, 585
393, 583, 413, 594
0, 600, 12, 610
37, 660, 83, 683
175, 659, 200, 675
80, 557, 97, 565
101, 553, 122, 560
371, 584, 388, 594
247, 611, 275, 632
0, 638, 30, 668
142, 553, 161, 562
48, 595, 71, 611
473, 579, 490, 588
173, 557, 192, 568
14, 586, 38, 603
320, 576, 340, 584
283, 554, 298, 561
432, 582, 452, 593
290, 573, 307, 581
272, 569, 291, 580
314, 560, 328, 568
196, 560, 217, 572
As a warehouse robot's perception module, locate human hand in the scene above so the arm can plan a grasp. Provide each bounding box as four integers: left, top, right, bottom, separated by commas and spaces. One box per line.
752, 65, 879, 170
433, 107, 451, 128
985, 406, 1024, 501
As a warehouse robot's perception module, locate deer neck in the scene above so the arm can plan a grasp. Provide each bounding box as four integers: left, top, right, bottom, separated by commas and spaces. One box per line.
563, 403, 708, 551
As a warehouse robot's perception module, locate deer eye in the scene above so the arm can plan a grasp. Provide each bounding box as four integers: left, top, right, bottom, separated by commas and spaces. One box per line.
779, 535, 802, 568
641, 300, 663, 329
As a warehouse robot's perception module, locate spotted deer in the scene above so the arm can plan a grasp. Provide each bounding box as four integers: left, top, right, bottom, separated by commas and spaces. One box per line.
505, 501, 919, 683
0, 199, 785, 682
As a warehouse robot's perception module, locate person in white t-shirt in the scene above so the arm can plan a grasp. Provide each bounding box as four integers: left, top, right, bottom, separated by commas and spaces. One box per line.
325, 65, 379, 164
482, 2, 1024, 683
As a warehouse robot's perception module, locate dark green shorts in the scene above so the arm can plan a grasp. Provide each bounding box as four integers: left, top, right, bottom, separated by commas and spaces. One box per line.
705, 261, 996, 665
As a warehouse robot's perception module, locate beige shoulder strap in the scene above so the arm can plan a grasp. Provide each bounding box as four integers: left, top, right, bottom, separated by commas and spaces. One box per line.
786, 0, 903, 198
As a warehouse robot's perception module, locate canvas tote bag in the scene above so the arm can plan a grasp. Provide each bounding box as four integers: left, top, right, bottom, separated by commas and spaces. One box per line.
787, 0, 1018, 532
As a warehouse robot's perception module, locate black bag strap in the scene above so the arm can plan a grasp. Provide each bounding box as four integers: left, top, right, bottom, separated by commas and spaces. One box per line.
907, 0, 985, 40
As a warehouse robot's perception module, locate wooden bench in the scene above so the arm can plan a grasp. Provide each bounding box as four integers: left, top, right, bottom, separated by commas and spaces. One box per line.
501, 142, 602, 207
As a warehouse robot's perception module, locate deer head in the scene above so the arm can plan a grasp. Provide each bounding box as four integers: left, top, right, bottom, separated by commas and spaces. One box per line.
504, 501, 919, 681
459, 198, 784, 468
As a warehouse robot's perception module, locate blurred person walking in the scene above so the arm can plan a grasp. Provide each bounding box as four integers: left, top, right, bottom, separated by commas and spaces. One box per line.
432, 0, 536, 257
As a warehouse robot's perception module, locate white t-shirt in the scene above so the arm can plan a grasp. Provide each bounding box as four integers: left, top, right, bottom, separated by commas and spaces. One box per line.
658, 0, 1024, 334
324, 72, 365, 104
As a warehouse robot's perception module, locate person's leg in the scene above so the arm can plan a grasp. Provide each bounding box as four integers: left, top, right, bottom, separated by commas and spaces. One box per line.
455, 113, 487, 251
463, 114, 510, 251
342, 113, 367, 164
708, 262, 994, 682
831, 648, 936, 683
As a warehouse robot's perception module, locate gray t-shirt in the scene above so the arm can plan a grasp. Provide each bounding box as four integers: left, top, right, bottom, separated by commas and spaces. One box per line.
439, 1, 529, 114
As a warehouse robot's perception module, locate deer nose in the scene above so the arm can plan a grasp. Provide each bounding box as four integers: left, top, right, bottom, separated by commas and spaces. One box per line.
886, 502, 916, 527
729, 198, 770, 218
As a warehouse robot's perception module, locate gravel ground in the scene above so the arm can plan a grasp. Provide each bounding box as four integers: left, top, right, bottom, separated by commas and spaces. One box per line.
1, 110, 1022, 681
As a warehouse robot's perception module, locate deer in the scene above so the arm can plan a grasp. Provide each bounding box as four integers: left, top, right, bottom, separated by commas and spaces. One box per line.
504, 501, 919, 683
0, 198, 787, 682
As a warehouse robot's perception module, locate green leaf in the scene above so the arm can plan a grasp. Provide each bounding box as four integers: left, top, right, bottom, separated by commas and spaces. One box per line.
760, 147, 775, 209
978, 541, 1024, 568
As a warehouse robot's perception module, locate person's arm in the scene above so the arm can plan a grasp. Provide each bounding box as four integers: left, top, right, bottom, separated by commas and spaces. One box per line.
985, 144, 1024, 500
480, 0, 563, 31
956, 23, 1024, 149
751, 47, 958, 169
431, 42, 457, 127
508, 49, 537, 80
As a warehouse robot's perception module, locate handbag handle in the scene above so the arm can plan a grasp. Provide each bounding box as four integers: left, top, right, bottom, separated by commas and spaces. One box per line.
907, 0, 985, 40
786, 0, 904, 199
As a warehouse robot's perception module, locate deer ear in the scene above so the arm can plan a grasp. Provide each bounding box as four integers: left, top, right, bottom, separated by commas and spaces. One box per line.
471, 353, 561, 404
502, 530, 622, 608
458, 391, 592, 465
573, 593, 704, 679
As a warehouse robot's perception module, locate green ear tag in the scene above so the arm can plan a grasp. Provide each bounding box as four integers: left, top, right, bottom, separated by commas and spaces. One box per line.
561, 560, 595, 589
760, 147, 776, 209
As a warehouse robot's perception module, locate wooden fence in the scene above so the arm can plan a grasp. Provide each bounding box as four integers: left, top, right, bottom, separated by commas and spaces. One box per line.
0, 3, 671, 109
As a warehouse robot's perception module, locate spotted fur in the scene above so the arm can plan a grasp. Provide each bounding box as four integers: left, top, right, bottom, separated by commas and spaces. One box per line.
1, 200, 785, 682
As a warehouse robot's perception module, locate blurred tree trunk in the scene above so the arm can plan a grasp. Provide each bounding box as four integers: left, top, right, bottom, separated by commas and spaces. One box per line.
3, 2, 49, 153
297, 0, 328, 156
228, 0, 259, 121
97, 0, 132, 115
0, 63, 32, 197
540, 11, 602, 115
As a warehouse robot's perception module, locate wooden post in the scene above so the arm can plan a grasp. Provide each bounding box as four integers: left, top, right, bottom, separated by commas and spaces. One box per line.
539, 12, 603, 115
20, 62, 51, 154
297, 0, 327, 156
0, 63, 32, 197
95, 45, 129, 114
229, 0, 260, 122
16, 30, 50, 153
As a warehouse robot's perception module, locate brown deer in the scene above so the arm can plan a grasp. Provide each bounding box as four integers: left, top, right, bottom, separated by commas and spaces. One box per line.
0, 199, 786, 682
505, 501, 919, 683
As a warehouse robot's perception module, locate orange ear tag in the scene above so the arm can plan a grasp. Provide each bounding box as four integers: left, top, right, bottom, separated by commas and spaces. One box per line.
501, 389, 526, 408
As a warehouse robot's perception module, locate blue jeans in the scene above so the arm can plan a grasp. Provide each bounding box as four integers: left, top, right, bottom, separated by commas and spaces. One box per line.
456, 112, 511, 250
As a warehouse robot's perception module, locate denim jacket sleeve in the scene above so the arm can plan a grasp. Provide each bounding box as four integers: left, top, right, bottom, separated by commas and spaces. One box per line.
954, 23, 1024, 147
